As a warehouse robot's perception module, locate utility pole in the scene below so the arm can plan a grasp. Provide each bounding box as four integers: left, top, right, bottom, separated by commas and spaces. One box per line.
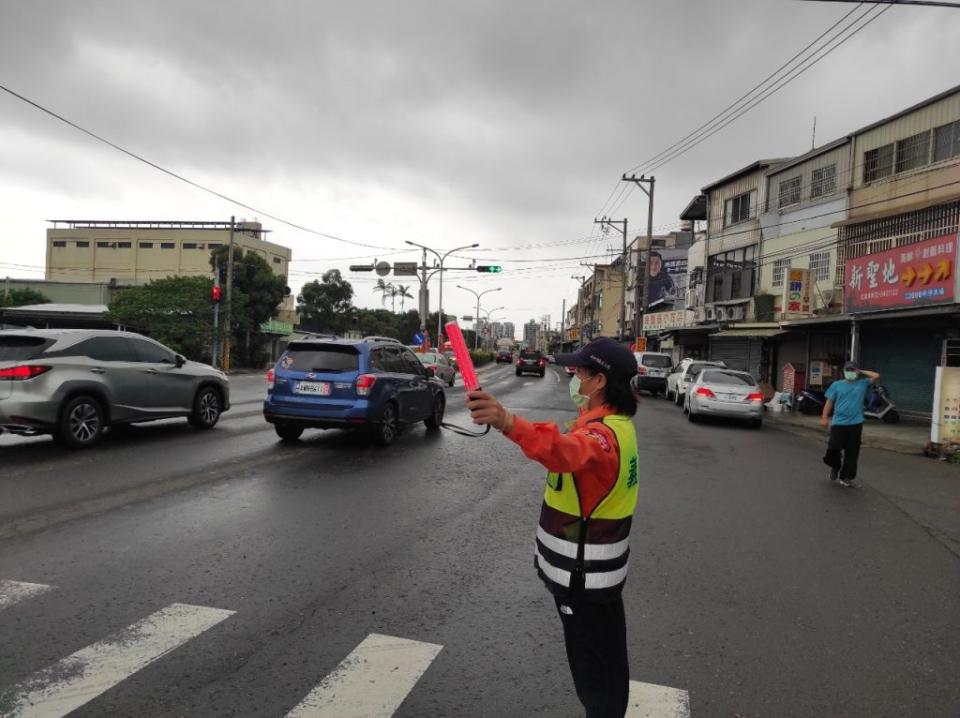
621, 174, 655, 345
223, 215, 235, 371
560, 298, 566, 352
212, 263, 220, 367
594, 216, 628, 342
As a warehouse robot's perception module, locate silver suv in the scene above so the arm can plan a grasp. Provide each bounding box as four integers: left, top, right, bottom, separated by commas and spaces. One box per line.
0, 328, 230, 448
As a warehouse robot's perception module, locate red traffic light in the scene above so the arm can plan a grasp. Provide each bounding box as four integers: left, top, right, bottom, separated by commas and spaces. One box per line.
212, 285, 222, 303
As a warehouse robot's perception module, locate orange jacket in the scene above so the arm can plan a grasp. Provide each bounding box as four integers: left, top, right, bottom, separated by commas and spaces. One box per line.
504, 405, 620, 518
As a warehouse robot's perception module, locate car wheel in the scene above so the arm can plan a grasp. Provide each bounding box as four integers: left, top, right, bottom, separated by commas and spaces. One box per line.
515, 370, 522, 376
373, 402, 399, 446
539, 371, 545, 377
189, 386, 222, 430
425, 393, 445, 430
447, 375, 455, 387
275, 423, 304, 441
675, 390, 684, 407
57, 395, 105, 449
882, 409, 900, 424
687, 404, 698, 423
749, 418, 763, 429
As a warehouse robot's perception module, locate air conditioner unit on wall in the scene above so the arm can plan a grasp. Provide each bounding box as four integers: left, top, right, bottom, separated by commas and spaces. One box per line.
715, 307, 727, 321
728, 305, 744, 321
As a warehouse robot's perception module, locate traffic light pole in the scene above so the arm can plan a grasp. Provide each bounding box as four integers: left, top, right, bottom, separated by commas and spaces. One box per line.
405, 240, 479, 348
223, 216, 235, 371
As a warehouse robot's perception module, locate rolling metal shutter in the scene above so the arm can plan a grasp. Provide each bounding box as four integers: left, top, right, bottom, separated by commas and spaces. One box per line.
709, 338, 763, 377
860, 328, 941, 419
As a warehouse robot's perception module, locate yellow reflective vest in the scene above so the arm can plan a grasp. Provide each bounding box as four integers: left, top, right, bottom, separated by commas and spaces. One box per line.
535, 414, 639, 603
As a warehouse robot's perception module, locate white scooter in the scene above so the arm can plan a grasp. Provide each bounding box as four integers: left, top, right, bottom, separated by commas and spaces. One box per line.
864, 384, 899, 424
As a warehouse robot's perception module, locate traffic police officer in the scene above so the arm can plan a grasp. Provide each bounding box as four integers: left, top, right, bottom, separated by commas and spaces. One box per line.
467, 337, 639, 718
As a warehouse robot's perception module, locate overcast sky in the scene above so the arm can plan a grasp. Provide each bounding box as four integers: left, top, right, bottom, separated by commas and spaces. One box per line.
1, 1, 958, 337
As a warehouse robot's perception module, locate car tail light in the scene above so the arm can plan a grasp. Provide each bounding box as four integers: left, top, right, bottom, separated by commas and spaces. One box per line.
0, 365, 51, 381
356, 374, 377, 396
516, 360, 522, 366
637, 366, 647, 375
429, 365, 438, 373
538, 360, 545, 367
695, 387, 715, 398
746, 392, 764, 402
266, 368, 275, 390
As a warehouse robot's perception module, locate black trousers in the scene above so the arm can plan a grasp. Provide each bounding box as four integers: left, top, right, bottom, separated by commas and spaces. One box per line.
554, 595, 629, 718
823, 423, 863, 480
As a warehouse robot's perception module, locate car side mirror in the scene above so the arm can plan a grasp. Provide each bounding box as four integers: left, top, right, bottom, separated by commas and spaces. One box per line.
175, 354, 186, 368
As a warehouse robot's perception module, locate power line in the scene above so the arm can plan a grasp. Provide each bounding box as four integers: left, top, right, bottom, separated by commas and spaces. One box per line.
0, 82, 394, 251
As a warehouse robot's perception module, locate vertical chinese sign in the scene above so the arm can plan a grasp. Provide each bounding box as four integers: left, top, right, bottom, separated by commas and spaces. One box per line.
932, 366, 960, 444
844, 233, 958, 313
781, 268, 811, 318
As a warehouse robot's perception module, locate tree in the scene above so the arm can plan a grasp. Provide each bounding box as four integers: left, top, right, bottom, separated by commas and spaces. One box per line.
106, 276, 214, 361
1, 288, 50, 307
209, 247, 289, 366
395, 284, 414, 313
372, 279, 394, 309
297, 269, 354, 334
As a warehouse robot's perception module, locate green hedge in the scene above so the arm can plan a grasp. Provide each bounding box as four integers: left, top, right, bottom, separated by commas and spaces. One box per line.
469, 350, 494, 367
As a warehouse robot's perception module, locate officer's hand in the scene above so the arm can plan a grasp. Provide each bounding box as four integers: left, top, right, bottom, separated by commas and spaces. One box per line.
819, 415, 829, 429
466, 390, 513, 432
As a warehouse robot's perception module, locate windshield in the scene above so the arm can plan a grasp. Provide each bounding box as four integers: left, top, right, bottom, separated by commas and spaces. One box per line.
283, 345, 359, 372
417, 353, 439, 364
520, 351, 541, 359
640, 354, 672, 368
0, 336, 50, 361
701, 370, 755, 386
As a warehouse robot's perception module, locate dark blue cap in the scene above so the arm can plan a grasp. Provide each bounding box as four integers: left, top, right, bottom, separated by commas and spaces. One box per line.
556, 337, 637, 381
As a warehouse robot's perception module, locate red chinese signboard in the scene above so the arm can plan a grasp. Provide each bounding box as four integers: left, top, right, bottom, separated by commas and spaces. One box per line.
844, 232, 958, 313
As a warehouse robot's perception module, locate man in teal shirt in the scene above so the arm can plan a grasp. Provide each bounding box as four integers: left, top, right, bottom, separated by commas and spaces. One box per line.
820, 361, 880, 487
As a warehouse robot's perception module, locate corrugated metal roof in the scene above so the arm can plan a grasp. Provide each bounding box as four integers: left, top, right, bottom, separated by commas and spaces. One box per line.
711, 328, 788, 338
701, 158, 794, 194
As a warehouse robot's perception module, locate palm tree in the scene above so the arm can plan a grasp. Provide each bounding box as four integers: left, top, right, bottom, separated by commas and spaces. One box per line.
373, 279, 394, 308
395, 284, 414, 313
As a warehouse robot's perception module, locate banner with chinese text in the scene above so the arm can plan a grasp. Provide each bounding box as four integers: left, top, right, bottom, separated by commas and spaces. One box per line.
844, 232, 957, 313
781, 268, 811, 318
642, 309, 690, 332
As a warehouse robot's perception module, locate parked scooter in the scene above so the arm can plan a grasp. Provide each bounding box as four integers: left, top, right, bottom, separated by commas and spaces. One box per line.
795, 388, 827, 415
865, 384, 900, 424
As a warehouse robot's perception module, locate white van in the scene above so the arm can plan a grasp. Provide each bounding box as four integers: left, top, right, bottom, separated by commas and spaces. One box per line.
631, 351, 673, 396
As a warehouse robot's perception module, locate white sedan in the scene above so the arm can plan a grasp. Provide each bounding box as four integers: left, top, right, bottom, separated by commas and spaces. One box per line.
684, 368, 764, 428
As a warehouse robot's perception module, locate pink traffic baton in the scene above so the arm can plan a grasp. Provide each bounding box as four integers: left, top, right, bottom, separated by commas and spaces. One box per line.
444, 320, 479, 391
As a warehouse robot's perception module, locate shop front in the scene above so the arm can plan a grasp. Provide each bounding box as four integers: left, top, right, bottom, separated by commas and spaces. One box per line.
707, 325, 783, 382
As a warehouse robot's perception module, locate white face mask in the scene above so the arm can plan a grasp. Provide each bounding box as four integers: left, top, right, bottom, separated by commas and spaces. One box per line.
569, 374, 599, 408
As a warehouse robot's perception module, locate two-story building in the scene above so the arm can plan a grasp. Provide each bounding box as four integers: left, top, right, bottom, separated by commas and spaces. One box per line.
758, 138, 852, 390
578, 263, 623, 341
831, 84, 960, 418
701, 159, 789, 377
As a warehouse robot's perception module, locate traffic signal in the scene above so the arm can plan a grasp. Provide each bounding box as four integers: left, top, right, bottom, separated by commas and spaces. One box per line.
211, 285, 222, 303
476, 265, 502, 273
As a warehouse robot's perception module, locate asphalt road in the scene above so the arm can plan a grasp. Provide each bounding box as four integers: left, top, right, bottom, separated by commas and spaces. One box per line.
1, 365, 958, 717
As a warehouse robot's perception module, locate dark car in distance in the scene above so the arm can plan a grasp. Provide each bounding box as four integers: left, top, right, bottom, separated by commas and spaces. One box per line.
496, 350, 513, 364
516, 349, 547, 377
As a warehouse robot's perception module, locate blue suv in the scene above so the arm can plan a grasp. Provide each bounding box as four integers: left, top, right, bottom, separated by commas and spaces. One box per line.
263, 336, 446, 446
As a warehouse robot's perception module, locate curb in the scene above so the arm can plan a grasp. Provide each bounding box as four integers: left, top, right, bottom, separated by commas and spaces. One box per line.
766, 415, 926, 456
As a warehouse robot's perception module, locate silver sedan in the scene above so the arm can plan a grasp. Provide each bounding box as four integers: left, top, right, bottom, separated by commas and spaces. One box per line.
684, 368, 764, 428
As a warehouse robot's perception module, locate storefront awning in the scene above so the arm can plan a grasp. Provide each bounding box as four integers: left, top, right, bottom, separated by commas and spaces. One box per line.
711, 328, 788, 338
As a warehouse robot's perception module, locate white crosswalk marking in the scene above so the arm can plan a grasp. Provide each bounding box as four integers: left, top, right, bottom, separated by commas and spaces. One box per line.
0, 580, 53, 610
285, 633, 443, 718
627, 679, 691, 718
2, 602, 234, 718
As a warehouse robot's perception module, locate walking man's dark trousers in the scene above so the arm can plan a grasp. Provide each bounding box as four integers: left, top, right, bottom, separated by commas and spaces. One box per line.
824, 423, 863, 480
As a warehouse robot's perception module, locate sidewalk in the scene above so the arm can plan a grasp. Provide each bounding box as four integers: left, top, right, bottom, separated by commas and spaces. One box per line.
766, 408, 931, 456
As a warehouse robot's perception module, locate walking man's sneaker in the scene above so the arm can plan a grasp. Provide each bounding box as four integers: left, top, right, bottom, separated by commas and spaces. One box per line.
837, 478, 852, 488
829, 469, 839, 481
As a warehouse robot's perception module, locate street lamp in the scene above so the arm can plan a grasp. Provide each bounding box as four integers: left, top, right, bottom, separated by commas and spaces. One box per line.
405, 240, 479, 347
457, 285, 502, 349
478, 306, 507, 350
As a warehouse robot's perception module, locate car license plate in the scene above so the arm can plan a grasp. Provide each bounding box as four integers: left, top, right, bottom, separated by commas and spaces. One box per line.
295, 381, 330, 396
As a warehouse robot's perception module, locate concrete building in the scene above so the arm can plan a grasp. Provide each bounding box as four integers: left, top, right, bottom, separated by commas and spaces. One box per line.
578, 264, 623, 341
45, 219, 297, 327
502, 321, 515, 341
523, 319, 539, 348
46, 220, 291, 285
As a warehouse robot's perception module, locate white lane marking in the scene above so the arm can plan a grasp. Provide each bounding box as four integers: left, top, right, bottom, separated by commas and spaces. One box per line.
523, 381, 534, 386
0, 580, 53, 610
285, 633, 442, 718
4, 602, 234, 718
627, 680, 691, 718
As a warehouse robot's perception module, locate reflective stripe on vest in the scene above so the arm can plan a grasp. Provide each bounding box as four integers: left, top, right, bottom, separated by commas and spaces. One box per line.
535, 414, 639, 599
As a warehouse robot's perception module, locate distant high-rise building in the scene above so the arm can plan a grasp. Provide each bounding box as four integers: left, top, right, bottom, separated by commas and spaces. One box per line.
523, 320, 538, 347
503, 322, 515, 340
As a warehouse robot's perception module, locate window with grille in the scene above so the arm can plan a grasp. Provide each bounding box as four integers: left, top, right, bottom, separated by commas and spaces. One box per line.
778, 176, 801, 208
161, 242, 175, 249
772, 258, 791, 287
52, 240, 66, 247
810, 165, 837, 198
76, 241, 89, 248
139, 242, 153, 249
809, 251, 831, 282
183, 243, 197, 249
864, 143, 894, 183
934, 120, 960, 163
724, 190, 756, 226
895, 131, 931, 174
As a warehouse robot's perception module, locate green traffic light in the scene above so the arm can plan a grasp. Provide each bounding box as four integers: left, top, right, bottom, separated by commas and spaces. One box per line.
477, 265, 502, 273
